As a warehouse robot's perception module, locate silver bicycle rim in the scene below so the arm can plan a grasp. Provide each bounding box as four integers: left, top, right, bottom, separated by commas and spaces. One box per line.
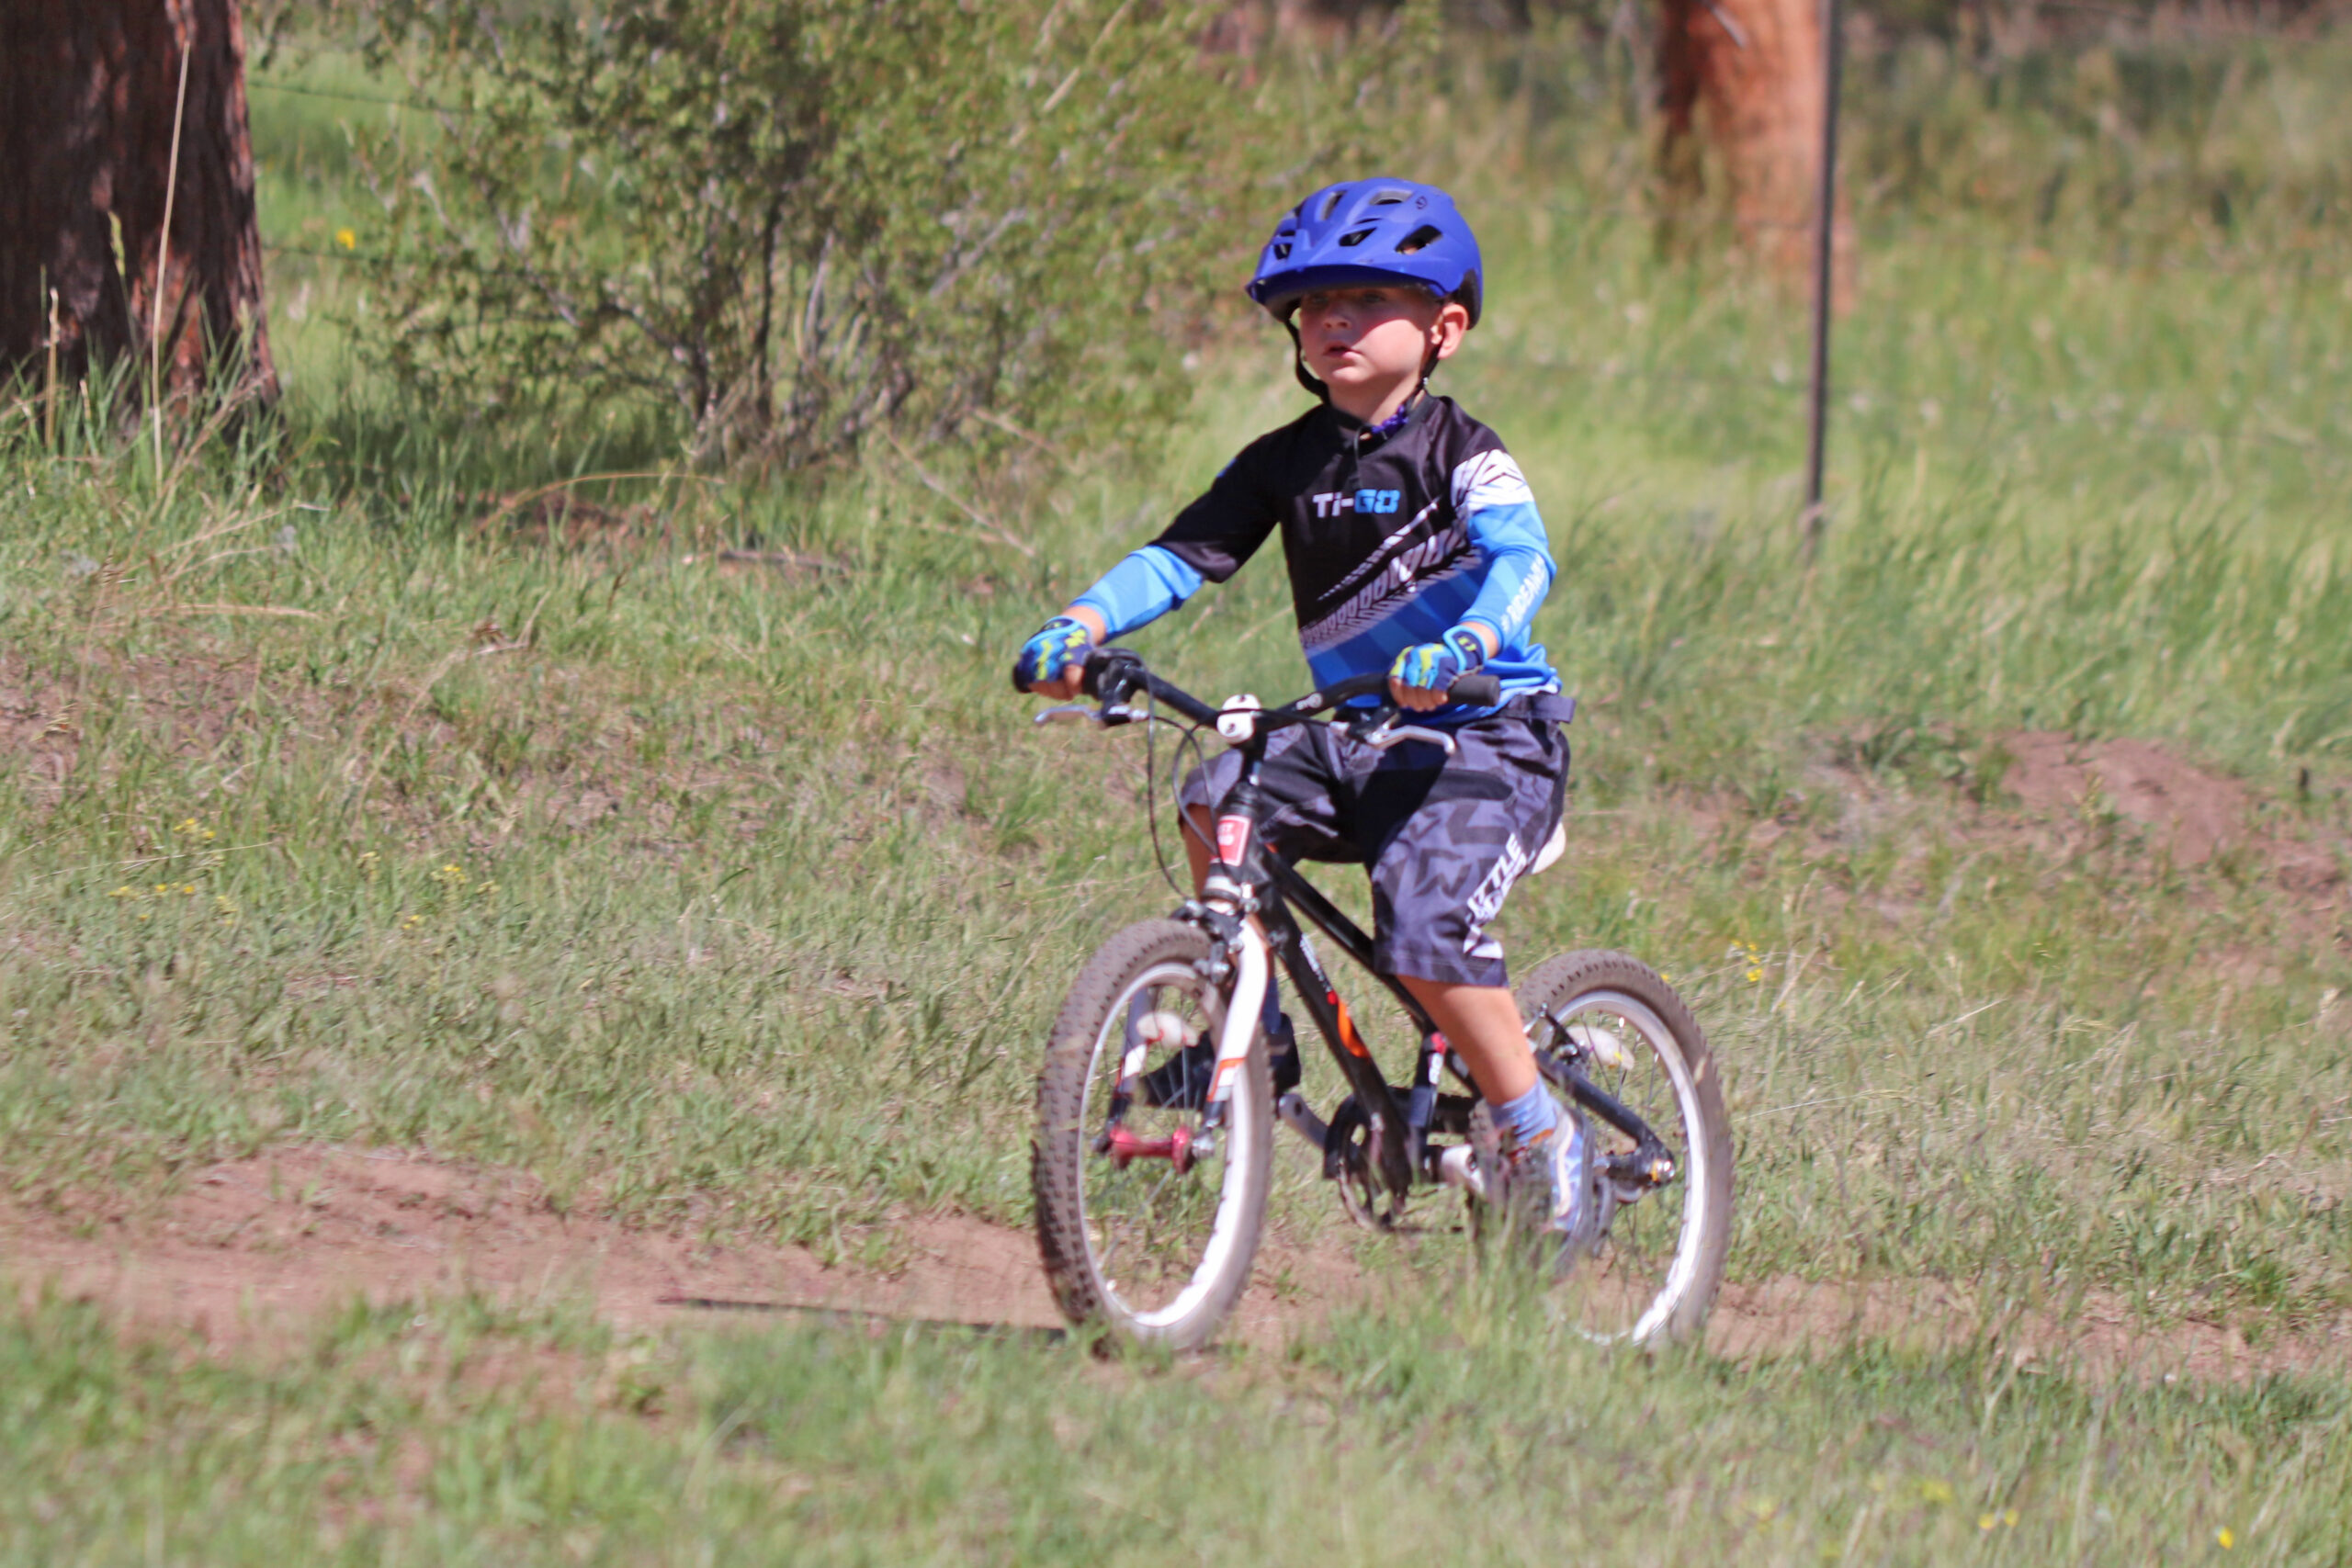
1074, 962, 1260, 1334
1552, 987, 1710, 1346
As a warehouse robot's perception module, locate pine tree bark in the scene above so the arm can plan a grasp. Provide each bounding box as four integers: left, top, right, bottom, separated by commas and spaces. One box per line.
1, 0, 277, 411
1657, 0, 1855, 299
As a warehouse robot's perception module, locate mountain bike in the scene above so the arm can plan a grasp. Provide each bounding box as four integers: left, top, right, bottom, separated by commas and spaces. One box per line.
1029, 648, 1733, 1353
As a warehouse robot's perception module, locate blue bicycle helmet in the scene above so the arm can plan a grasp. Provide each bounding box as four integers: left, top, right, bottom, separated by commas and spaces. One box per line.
1246, 177, 1484, 328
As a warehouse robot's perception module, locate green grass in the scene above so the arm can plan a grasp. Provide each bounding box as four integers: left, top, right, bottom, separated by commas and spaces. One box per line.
1, 1284, 2343, 1564
0, 21, 2347, 1562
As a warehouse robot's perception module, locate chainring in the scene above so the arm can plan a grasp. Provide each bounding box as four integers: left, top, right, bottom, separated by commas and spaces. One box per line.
1324, 1097, 1407, 1231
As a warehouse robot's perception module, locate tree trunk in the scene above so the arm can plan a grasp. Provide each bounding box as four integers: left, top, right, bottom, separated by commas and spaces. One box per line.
0, 0, 277, 412
1657, 0, 1855, 299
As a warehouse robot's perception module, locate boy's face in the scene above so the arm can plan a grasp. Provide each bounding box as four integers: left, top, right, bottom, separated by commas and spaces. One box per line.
1294, 286, 1467, 412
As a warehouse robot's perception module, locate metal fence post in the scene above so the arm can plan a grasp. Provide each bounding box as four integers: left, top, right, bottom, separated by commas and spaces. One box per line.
1800, 0, 1845, 557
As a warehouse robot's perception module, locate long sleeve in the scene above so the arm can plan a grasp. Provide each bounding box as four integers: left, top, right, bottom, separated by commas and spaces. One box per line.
1072, 546, 1206, 638
1450, 451, 1554, 646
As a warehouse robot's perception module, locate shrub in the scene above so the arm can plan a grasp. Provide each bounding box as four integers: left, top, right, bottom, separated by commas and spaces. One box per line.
346, 0, 1407, 471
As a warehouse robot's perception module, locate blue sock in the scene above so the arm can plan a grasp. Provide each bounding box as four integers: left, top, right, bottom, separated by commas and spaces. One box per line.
1495, 1081, 1559, 1153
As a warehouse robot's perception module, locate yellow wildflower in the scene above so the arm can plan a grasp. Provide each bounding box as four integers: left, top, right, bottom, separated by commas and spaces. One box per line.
335, 227, 356, 251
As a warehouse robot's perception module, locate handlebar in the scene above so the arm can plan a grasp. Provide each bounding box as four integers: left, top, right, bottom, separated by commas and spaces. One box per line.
1059, 649, 1501, 738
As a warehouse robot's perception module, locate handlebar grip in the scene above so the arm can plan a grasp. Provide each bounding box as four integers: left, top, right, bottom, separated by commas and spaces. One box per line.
1080, 645, 1143, 704
1448, 672, 1502, 706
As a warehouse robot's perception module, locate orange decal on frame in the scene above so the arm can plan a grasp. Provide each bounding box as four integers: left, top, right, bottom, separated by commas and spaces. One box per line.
1332, 998, 1372, 1059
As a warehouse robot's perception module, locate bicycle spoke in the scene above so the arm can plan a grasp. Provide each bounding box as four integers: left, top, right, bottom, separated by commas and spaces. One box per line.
1064, 956, 1246, 1324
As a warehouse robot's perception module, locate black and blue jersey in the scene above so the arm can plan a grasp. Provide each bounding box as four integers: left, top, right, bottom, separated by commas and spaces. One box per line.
1073, 395, 1559, 715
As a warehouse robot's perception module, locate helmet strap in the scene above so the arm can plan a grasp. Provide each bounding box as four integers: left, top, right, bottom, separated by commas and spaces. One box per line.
1416, 311, 1448, 389
1283, 316, 1330, 402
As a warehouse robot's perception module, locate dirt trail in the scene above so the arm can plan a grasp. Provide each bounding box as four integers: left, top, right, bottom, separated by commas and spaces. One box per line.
2, 1145, 1365, 1351
1708, 1275, 2350, 1383
8, 1146, 2347, 1381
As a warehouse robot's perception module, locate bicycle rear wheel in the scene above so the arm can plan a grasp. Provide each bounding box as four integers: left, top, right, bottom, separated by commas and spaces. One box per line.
1479, 949, 1733, 1345
1033, 919, 1272, 1351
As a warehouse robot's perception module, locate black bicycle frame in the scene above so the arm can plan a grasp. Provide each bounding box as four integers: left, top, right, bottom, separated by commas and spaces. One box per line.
1082, 647, 1671, 1201
1195, 714, 1453, 1200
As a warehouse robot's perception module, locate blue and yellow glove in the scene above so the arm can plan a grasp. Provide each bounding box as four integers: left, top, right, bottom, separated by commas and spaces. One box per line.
1388, 625, 1488, 696
1012, 615, 1094, 693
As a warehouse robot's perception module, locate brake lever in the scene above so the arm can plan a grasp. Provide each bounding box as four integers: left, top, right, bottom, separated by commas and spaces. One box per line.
1369, 724, 1456, 755
1344, 706, 1456, 755
1034, 702, 1145, 728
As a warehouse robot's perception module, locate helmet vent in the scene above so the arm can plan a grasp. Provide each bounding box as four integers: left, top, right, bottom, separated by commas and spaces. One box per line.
1317, 188, 1346, 221
1395, 224, 1444, 255
1369, 187, 1412, 206
1272, 242, 1292, 260
1337, 226, 1377, 248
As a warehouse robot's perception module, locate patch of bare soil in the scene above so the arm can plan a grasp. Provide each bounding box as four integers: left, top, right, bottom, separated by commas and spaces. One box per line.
1720, 728, 2351, 949
2001, 731, 2246, 869
0, 1145, 1359, 1353
1986, 733, 2348, 957
1991, 731, 2346, 894
1708, 1275, 2352, 1383
2, 649, 339, 818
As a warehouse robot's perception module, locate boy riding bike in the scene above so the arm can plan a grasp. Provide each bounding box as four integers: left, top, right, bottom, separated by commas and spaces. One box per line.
1014, 177, 1596, 1264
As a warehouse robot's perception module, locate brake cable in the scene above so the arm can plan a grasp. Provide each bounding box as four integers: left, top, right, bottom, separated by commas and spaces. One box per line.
1140, 684, 1213, 900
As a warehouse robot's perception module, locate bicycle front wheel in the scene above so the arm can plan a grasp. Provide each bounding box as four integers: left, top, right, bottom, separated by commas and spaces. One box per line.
1032, 919, 1272, 1352
1501, 949, 1734, 1346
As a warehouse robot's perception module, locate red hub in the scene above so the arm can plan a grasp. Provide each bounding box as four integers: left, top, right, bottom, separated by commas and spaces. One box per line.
1104, 1122, 1195, 1174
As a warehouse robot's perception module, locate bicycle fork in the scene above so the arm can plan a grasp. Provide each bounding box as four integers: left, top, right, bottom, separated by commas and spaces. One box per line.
1202, 916, 1272, 1116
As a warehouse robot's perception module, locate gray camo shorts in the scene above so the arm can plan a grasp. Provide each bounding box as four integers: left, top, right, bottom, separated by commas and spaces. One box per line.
1179, 707, 1568, 987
